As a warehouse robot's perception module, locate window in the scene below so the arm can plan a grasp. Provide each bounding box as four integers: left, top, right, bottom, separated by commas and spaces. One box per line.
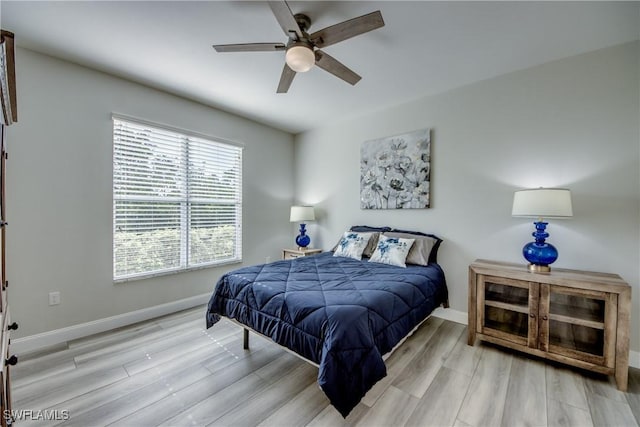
113, 116, 242, 281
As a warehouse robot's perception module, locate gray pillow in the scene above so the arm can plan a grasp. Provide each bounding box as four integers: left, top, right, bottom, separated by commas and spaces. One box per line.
362, 232, 381, 257
382, 232, 437, 266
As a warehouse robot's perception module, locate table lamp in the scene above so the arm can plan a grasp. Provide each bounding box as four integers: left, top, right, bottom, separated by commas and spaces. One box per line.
290, 206, 315, 249
512, 188, 573, 272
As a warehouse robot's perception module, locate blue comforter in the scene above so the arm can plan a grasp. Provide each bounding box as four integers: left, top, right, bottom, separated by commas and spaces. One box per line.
206, 252, 448, 417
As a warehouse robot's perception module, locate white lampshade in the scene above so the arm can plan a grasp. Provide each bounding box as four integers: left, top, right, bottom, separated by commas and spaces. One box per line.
290, 206, 315, 222
285, 44, 315, 72
512, 188, 573, 219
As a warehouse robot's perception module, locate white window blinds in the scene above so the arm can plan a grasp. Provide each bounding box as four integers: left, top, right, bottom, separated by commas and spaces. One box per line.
113, 117, 242, 281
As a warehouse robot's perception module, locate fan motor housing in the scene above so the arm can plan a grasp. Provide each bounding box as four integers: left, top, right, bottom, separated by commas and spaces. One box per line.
294, 13, 311, 33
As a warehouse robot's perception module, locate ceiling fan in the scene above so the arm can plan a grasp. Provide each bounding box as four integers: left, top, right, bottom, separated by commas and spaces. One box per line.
212, 1, 385, 93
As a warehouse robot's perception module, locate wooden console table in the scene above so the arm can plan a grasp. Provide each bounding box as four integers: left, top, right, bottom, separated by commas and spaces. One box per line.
468, 259, 631, 391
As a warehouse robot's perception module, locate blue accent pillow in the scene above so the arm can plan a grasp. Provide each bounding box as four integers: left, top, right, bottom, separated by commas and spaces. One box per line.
349, 225, 392, 233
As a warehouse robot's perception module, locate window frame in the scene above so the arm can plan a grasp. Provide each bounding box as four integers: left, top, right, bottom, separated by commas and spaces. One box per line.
112, 114, 243, 282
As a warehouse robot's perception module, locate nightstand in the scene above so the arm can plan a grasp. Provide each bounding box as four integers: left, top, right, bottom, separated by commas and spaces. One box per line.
282, 248, 322, 260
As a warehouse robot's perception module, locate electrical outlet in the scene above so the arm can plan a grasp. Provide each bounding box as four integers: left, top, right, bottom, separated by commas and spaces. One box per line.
265, 256, 271, 264
49, 291, 61, 306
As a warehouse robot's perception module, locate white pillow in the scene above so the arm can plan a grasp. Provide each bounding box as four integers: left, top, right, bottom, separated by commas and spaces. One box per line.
369, 235, 415, 267
383, 232, 438, 266
333, 232, 373, 260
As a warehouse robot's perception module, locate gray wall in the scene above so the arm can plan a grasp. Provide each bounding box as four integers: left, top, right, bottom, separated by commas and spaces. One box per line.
294, 42, 640, 353
6, 49, 295, 338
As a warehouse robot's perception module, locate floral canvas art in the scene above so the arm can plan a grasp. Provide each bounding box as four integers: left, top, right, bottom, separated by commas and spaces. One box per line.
360, 128, 431, 209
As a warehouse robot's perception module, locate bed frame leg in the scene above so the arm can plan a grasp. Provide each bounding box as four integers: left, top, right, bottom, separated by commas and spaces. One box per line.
243, 328, 249, 349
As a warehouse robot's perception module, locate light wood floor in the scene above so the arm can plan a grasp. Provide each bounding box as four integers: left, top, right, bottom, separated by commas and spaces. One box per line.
12, 306, 640, 427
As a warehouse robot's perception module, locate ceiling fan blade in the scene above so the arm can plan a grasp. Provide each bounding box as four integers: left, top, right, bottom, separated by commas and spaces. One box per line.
268, 1, 302, 40
310, 11, 384, 48
314, 50, 361, 86
277, 63, 296, 93
213, 43, 286, 53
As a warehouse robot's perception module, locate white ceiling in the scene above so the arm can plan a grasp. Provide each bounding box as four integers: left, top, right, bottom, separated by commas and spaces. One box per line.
1, 1, 639, 134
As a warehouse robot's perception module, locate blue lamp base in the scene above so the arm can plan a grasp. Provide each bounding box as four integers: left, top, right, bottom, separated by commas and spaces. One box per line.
522, 221, 558, 273
295, 223, 311, 249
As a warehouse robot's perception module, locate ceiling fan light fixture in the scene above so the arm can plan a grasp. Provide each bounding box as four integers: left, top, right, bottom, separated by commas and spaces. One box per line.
285, 44, 315, 72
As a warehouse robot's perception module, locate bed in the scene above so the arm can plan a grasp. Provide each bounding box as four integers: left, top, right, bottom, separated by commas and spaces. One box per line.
205, 227, 448, 417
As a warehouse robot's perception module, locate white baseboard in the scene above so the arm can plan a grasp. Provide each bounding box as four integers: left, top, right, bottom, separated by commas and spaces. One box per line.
431, 307, 640, 369
431, 306, 468, 325
630, 350, 640, 370
12, 293, 211, 355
